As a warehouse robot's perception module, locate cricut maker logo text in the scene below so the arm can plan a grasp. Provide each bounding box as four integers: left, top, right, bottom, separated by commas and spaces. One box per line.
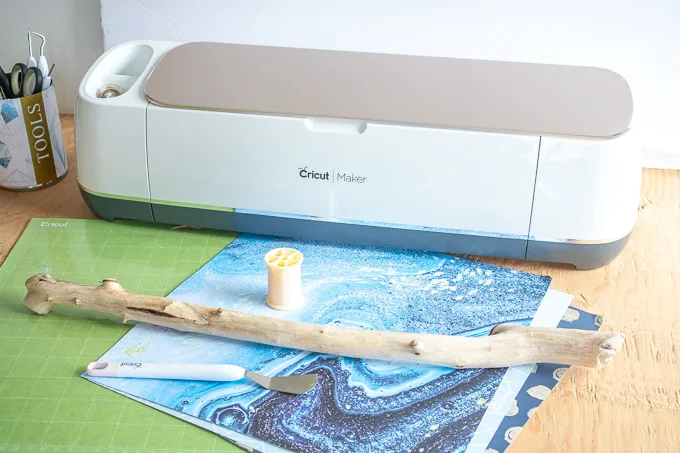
298, 167, 366, 184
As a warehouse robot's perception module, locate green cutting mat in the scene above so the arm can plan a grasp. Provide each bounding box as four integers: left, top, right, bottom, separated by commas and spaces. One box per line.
0, 218, 245, 453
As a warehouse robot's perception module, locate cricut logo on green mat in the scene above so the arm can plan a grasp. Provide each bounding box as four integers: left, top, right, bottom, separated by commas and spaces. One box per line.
40, 221, 68, 227
298, 166, 367, 184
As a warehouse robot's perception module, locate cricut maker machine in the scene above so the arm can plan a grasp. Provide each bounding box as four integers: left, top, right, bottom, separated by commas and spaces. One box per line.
74, 40, 641, 269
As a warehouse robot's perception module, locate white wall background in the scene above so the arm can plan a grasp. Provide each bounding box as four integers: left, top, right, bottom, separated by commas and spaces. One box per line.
0, 0, 104, 113
2, 1, 679, 169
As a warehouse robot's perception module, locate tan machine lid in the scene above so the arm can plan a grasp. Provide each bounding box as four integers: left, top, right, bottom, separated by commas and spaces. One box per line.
145, 42, 633, 139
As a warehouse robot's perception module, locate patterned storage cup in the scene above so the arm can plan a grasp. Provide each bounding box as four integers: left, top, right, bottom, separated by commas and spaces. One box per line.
0, 82, 67, 190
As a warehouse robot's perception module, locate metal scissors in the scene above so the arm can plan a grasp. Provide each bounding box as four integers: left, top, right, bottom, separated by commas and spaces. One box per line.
5, 63, 44, 98
0, 65, 10, 99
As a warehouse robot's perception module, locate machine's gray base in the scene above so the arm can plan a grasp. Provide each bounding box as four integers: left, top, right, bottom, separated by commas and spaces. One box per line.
526, 233, 632, 270
80, 189, 632, 270
154, 204, 530, 258
81, 188, 154, 222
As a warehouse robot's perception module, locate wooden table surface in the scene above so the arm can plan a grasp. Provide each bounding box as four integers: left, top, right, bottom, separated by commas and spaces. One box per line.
1, 115, 678, 452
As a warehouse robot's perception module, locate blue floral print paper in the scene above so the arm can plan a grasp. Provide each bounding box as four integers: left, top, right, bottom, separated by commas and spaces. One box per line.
482, 307, 603, 452
84, 233, 566, 453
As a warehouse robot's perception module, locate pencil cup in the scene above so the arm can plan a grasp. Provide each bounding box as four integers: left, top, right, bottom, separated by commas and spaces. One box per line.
0, 82, 67, 191
264, 248, 304, 310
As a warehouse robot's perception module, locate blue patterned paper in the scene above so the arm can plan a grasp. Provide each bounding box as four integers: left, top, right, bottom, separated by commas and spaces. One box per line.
208, 307, 602, 453
484, 307, 602, 452
85, 233, 555, 453
211, 307, 600, 453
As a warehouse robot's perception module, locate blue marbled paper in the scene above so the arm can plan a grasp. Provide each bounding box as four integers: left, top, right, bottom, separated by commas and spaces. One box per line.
85, 233, 556, 453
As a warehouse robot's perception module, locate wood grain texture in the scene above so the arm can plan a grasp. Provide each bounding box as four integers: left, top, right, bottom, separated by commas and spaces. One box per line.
1, 115, 679, 451
0, 115, 96, 264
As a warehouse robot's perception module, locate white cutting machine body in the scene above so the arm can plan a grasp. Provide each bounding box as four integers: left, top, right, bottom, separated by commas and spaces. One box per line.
74, 40, 641, 269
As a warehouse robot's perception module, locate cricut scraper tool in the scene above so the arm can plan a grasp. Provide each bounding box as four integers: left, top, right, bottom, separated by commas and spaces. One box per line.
86, 361, 318, 395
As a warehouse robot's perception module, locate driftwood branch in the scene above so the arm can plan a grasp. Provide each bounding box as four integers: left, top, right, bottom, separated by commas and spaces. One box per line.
24, 274, 624, 369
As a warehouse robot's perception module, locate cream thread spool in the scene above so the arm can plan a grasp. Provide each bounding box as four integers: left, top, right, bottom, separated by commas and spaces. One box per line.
264, 248, 304, 310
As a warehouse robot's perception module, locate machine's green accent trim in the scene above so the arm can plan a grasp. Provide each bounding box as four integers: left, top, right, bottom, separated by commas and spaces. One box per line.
79, 184, 150, 204
78, 184, 235, 212
153, 199, 235, 212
